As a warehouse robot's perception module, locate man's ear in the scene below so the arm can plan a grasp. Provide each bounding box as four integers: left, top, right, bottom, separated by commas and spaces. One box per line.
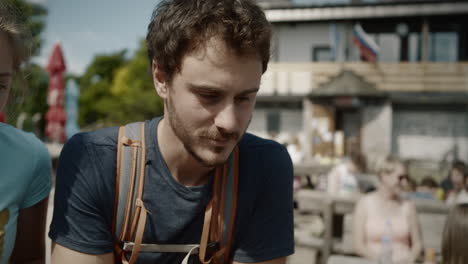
152, 60, 168, 99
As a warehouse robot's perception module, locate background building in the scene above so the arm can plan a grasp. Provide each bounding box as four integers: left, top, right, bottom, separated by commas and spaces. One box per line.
249, 0, 468, 176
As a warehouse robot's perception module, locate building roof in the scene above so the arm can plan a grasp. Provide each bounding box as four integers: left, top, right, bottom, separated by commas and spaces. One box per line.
263, 0, 468, 22
309, 70, 385, 98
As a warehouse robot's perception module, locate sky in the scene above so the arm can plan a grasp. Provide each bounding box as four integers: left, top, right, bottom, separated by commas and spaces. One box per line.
31, 0, 370, 75
32, 0, 161, 75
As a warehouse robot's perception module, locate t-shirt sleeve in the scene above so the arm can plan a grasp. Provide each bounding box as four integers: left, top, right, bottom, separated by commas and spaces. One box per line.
233, 144, 295, 263
20, 136, 52, 209
48, 134, 114, 254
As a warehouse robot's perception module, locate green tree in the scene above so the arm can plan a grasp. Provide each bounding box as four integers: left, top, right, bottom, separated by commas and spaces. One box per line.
78, 50, 127, 127
4, 0, 48, 134
78, 41, 164, 128
105, 40, 164, 124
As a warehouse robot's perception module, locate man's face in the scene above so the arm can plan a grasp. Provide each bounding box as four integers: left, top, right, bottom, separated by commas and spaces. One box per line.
155, 37, 262, 167
0, 32, 13, 112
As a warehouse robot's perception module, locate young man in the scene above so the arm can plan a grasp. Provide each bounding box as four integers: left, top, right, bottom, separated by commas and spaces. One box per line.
49, 0, 294, 264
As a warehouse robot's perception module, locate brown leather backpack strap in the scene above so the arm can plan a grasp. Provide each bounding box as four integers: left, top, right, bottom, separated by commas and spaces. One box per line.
127, 198, 148, 264
112, 126, 125, 234
217, 162, 228, 243
121, 143, 140, 241
222, 146, 239, 264
209, 167, 221, 243
199, 200, 213, 263
113, 126, 126, 263
128, 122, 147, 239
211, 163, 228, 264
113, 122, 147, 263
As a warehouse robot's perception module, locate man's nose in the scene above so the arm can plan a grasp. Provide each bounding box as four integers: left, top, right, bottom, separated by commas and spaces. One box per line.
214, 103, 238, 134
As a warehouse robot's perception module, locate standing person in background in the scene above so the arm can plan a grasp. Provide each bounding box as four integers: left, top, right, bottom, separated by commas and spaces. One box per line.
441, 203, 468, 264
327, 152, 366, 239
445, 162, 467, 205
353, 156, 422, 264
286, 136, 304, 165
399, 173, 417, 200
0, 2, 52, 263
440, 160, 466, 200
327, 151, 367, 197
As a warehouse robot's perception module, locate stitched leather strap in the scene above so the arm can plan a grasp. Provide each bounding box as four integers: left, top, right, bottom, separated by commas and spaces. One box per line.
223, 146, 239, 263
128, 199, 148, 264
199, 200, 213, 263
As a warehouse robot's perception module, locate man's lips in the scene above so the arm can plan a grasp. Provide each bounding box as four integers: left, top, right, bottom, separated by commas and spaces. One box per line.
202, 136, 231, 146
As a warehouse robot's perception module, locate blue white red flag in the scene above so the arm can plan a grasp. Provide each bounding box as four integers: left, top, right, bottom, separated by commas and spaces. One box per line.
352, 23, 379, 62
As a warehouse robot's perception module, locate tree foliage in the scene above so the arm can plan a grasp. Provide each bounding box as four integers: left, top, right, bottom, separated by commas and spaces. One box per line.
3, 0, 48, 134
78, 41, 164, 128
8, 0, 47, 56
78, 50, 127, 127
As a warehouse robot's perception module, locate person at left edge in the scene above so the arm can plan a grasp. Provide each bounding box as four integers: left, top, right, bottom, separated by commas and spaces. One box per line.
0, 2, 52, 264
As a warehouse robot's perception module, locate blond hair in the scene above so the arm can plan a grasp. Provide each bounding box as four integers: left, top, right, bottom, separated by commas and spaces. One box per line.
376, 155, 404, 176
0, 1, 30, 71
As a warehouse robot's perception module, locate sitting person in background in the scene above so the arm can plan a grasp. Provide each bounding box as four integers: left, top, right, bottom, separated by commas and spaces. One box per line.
353, 156, 422, 264
399, 172, 418, 200
442, 203, 468, 264
327, 151, 367, 197
408, 176, 439, 201
400, 173, 416, 194
441, 160, 466, 200
445, 163, 468, 205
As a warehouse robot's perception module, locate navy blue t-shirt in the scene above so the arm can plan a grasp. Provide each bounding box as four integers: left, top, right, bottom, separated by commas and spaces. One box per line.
49, 117, 294, 263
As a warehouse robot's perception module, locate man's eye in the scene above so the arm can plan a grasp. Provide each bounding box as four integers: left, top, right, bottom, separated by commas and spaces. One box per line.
236, 96, 251, 102
199, 93, 220, 100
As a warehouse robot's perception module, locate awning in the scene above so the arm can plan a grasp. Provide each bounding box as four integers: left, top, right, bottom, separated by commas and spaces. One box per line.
309, 70, 386, 99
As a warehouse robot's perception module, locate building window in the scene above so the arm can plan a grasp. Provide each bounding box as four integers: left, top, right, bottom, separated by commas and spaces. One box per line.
267, 110, 280, 134
430, 32, 458, 62
377, 33, 400, 62
408, 33, 420, 62
312, 46, 333, 61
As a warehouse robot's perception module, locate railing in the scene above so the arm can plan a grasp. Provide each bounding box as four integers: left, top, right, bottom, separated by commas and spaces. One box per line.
259, 62, 468, 96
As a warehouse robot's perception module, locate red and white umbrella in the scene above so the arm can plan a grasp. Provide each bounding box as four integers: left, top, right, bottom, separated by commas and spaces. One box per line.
45, 43, 67, 143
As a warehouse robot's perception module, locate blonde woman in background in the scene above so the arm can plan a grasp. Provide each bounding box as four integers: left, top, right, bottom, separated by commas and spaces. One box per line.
353, 156, 422, 264
0, 2, 52, 263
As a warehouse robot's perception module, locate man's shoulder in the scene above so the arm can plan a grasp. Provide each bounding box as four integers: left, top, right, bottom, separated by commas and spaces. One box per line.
239, 133, 292, 167
66, 126, 120, 151
239, 132, 285, 151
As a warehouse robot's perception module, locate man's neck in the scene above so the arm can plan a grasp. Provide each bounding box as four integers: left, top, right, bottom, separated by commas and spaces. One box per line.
157, 118, 213, 187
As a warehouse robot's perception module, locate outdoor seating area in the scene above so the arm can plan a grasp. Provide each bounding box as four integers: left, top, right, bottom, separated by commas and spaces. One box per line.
294, 189, 448, 264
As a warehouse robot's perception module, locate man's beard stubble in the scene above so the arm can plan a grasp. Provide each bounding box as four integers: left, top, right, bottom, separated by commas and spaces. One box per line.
165, 96, 250, 168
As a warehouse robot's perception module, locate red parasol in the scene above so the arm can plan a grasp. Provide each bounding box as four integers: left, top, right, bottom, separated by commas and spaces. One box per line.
45, 43, 67, 143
